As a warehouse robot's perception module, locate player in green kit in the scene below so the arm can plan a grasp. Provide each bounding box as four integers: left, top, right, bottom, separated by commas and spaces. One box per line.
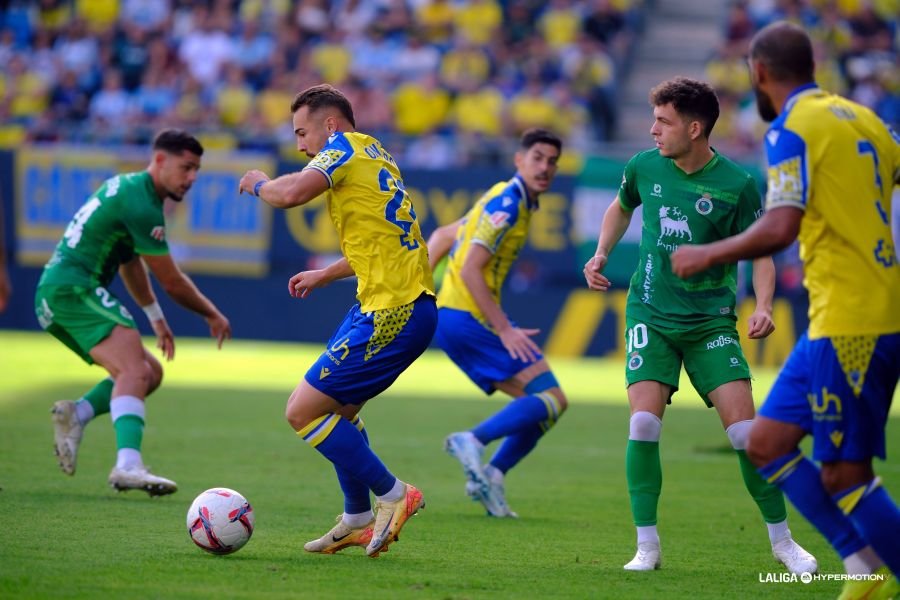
583, 78, 816, 573
35, 130, 231, 495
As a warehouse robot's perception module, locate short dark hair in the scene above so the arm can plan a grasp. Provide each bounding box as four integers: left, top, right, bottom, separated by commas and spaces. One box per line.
290, 84, 356, 128
749, 21, 815, 84
520, 128, 563, 154
649, 77, 720, 139
152, 129, 203, 156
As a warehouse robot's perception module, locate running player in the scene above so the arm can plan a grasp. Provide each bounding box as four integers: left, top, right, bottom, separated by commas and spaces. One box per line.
672, 22, 899, 597
427, 129, 566, 518
584, 78, 816, 573
238, 84, 436, 557
36, 129, 232, 496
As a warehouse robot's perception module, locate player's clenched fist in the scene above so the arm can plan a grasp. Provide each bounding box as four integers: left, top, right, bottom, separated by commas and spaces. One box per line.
238, 170, 270, 196
584, 254, 611, 291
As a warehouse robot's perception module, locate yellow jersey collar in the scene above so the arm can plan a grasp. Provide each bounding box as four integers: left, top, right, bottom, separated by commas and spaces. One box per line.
783, 83, 821, 114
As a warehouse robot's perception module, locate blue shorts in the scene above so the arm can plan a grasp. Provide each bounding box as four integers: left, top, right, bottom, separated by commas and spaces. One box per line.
305, 294, 437, 405
434, 307, 543, 394
759, 331, 900, 462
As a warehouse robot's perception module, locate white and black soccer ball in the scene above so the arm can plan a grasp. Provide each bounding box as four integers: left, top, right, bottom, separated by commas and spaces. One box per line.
186, 488, 254, 555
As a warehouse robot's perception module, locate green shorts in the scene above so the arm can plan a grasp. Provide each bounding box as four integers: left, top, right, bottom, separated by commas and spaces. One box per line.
624, 315, 751, 407
35, 285, 136, 364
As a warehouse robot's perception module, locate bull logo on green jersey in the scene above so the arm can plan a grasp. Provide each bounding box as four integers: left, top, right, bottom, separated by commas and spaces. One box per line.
659, 206, 692, 241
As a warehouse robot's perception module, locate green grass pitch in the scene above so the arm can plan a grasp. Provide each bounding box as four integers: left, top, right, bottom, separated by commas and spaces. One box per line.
1, 330, 898, 599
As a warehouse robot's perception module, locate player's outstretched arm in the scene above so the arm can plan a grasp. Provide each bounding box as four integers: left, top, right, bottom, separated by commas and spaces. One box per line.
142, 253, 232, 348
671, 206, 802, 278
584, 198, 633, 291
426, 219, 463, 270
748, 256, 776, 339
239, 169, 329, 209
288, 257, 355, 299
461, 244, 541, 363
119, 257, 175, 360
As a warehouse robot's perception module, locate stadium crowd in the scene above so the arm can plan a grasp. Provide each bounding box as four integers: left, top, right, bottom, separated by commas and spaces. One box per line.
0, 0, 644, 169
708, 0, 898, 159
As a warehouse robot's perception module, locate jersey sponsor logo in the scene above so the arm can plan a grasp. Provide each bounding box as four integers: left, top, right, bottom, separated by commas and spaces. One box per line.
719, 307, 731, 315
489, 211, 511, 227
641, 253, 653, 304
105, 175, 121, 198
729, 356, 740, 367
651, 183, 663, 197
766, 130, 780, 147
36, 298, 54, 329
830, 430, 844, 448
150, 226, 165, 241
628, 352, 644, 370
658, 206, 693, 241
766, 157, 803, 205
695, 194, 713, 215
319, 367, 331, 379
310, 149, 346, 171
706, 334, 738, 350
502, 197, 513, 207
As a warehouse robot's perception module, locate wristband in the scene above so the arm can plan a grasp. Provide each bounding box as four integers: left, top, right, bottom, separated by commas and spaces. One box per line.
142, 301, 165, 322
253, 180, 266, 197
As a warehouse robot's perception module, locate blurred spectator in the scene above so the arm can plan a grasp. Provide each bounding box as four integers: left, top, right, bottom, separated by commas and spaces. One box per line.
178, 7, 234, 86
0, 0, 649, 168
539, 0, 583, 51
89, 69, 132, 130
712, 0, 899, 156
454, 0, 503, 47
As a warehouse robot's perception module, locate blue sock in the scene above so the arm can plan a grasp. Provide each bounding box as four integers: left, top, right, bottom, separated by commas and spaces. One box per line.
333, 415, 372, 514
489, 425, 543, 473
833, 479, 900, 575
299, 414, 396, 497
472, 392, 560, 444
759, 450, 866, 559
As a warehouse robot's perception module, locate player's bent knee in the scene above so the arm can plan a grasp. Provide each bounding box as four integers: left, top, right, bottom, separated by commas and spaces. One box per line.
629, 411, 662, 442
725, 419, 752, 450
145, 356, 164, 395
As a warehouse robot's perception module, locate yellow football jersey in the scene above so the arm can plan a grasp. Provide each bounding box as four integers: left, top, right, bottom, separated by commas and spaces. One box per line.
764, 84, 900, 338
438, 175, 536, 324
304, 131, 434, 312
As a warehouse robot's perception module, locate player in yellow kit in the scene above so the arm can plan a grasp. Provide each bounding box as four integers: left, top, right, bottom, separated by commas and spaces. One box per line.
427, 129, 567, 517
672, 22, 900, 597
239, 84, 436, 558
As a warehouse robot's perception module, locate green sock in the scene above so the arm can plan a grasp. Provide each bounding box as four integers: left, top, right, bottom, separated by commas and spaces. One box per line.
114, 415, 144, 451
81, 378, 113, 417
627, 440, 662, 526
737, 449, 787, 523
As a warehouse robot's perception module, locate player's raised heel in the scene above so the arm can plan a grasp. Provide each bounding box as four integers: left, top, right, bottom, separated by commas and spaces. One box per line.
366, 483, 424, 557
623, 542, 662, 571
444, 431, 489, 493
51, 400, 83, 476
108, 466, 177, 497
771, 537, 817, 574
304, 515, 375, 554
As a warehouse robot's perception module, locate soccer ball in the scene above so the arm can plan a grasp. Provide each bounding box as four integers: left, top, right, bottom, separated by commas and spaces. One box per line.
186, 488, 255, 555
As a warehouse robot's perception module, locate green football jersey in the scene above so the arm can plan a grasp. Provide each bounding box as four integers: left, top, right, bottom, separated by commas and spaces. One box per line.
618, 149, 762, 328
38, 171, 169, 289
